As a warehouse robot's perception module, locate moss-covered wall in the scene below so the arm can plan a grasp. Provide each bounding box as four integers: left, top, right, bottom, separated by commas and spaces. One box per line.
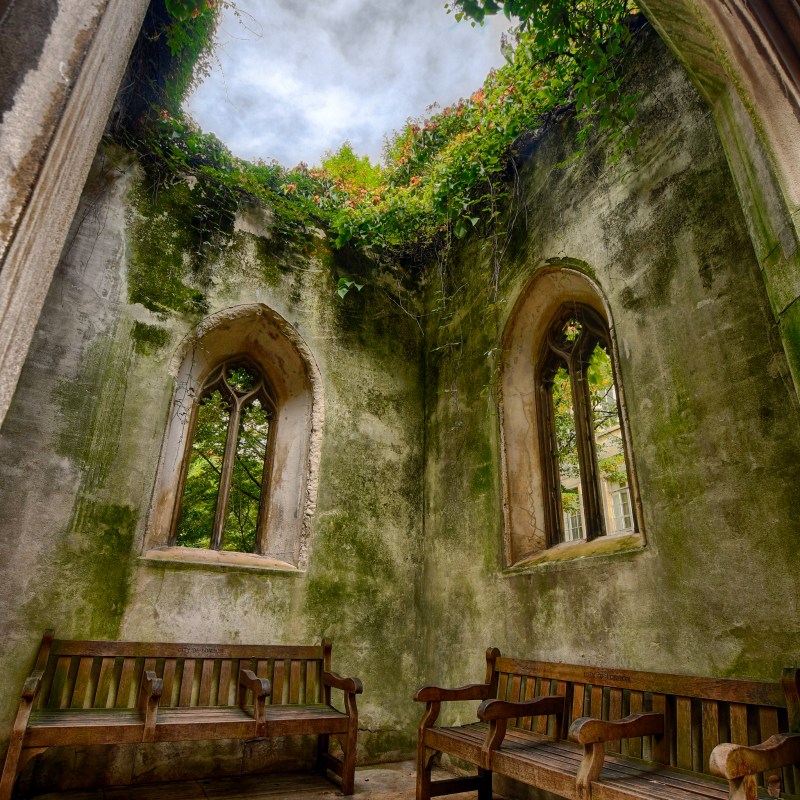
1, 21, 800, 796
0, 144, 424, 787
419, 30, 800, 707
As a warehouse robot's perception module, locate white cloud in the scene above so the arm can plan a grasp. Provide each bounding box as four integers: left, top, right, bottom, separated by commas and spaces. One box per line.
185, 0, 509, 167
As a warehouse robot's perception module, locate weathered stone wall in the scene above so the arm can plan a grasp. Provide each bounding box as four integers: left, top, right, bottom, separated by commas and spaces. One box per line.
2, 20, 800, 796
419, 29, 800, 715
0, 145, 424, 787
0, 0, 150, 426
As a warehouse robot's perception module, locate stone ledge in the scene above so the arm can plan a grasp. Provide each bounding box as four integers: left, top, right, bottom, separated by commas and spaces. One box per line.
505, 533, 646, 573
140, 547, 301, 574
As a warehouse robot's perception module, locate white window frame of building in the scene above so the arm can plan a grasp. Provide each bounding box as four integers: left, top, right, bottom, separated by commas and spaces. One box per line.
563, 509, 584, 542
611, 486, 633, 533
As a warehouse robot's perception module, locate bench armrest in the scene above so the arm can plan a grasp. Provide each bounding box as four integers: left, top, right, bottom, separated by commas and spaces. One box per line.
475, 695, 566, 769
478, 695, 565, 721
238, 669, 271, 737
239, 668, 271, 699
570, 712, 665, 744
414, 683, 491, 703
570, 713, 665, 800
138, 670, 163, 743
21, 670, 44, 701
140, 670, 163, 700
323, 670, 364, 695
710, 734, 800, 780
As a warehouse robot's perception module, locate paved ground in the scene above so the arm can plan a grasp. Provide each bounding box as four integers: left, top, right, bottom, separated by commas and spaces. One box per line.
30, 761, 502, 800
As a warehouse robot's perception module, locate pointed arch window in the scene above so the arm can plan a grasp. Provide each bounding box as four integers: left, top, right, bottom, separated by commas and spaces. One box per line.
500, 267, 644, 567
537, 304, 635, 546
173, 359, 275, 553
144, 304, 323, 572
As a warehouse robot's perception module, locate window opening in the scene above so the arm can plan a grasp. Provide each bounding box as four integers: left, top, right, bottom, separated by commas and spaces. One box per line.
174, 360, 273, 553
611, 487, 633, 533
539, 304, 633, 546
563, 506, 584, 542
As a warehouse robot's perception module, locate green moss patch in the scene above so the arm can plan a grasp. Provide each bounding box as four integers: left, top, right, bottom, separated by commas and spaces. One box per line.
131, 321, 170, 355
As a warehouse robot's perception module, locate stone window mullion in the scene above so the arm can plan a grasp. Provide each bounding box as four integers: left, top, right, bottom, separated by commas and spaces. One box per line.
210, 387, 244, 551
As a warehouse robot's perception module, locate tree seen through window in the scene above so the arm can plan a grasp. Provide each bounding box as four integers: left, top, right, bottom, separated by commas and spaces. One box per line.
174, 362, 273, 553
541, 307, 632, 544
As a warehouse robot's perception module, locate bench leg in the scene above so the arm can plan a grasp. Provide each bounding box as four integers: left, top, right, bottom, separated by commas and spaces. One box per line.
1, 744, 47, 800
478, 767, 493, 800
316, 733, 330, 778
416, 743, 435, 800
340, 718, 358, 795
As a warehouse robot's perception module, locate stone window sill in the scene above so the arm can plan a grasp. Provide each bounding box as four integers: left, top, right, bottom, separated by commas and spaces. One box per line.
504, 532, 646, 573
141, 546, 301, 573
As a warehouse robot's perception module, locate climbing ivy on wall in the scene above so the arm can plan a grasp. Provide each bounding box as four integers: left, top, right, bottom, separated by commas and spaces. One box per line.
114, 0, 640, 275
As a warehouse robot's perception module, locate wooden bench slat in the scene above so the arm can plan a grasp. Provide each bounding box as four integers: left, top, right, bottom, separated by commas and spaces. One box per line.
702, 700, 720, 774
217, 660, 232, 706
493, 658, 786, 706
676, 696, 693, 770
306, 659, 320, 705
272, 659, 285, 705
572, 683, 586, 723
729, 702, 749, 745
198, 659, 214, 707
608, 687, 624, 754
49, 640, 324, 660
70, 657, 94, 709
178, 659, 196, 707
47, 656, 70, 709
591, 684, 604, 720
161, 658, 177, 707
628, 690, 644, 759
497, 671, 509, 702
115, 658, 137, 709
520, 674, 536, 731
759, 706, 780, 741
92, 657, 113, 709
290, 660, 303, 705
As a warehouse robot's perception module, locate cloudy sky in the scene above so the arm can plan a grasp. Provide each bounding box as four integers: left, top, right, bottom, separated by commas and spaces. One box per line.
185, 0, 510, 168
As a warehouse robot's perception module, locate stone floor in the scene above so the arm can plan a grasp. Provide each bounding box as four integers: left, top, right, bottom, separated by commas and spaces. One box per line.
29, 761, 502, 800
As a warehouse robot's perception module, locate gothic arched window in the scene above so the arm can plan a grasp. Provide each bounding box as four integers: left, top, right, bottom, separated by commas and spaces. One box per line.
537, 304, 634, 547
173, 359, 275, 554
143, 304, 323, 571
500, 267, 644, 566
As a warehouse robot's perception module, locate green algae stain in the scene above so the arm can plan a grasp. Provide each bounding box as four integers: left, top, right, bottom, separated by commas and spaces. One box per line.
127, 176, 211, 315
131, 321, 170, 355
52, 334, 133, 491
20, 499, 138, 642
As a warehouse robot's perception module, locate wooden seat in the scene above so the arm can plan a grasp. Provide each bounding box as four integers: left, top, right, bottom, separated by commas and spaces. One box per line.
415, 649, 800, 800
0, 632, 363, 798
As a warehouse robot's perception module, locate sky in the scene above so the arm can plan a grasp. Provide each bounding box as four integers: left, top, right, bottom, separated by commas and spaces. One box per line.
185, 0, 510, 168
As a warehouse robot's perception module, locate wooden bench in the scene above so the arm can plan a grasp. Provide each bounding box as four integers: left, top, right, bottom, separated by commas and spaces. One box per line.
415, 648, 800, 800
0, 631, 362, 798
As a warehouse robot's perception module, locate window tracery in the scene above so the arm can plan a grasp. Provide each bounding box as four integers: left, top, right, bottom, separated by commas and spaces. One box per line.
174, 360, 274, 553
500, 266, 643, 566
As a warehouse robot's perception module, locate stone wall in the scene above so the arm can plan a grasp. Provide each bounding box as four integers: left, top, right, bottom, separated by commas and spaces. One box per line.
0, 145, 424, 787
1, 21, 799, 794
419, 31, 800, 709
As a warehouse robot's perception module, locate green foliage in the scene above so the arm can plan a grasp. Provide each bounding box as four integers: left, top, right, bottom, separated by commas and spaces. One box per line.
551, 343, 630, 511
322, 142, 383, 193
329, 0, 640, 256
175, 387, 271, 553
336, 277, 364, 299
118, 0, 642, 287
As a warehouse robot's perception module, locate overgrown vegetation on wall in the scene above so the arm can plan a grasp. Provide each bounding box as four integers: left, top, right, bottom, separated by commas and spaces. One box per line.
113, 0, 641, 278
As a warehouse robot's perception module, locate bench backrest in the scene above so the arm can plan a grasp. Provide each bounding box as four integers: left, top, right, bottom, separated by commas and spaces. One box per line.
32, 633, 331, 711
493, 655, 799, 794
